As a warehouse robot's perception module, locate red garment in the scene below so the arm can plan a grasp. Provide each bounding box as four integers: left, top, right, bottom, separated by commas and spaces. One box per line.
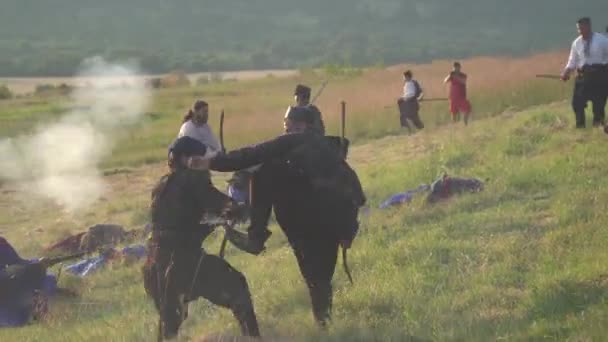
450, 98, 472, 116
448, 73, 471, 115
448, 72, 467, 99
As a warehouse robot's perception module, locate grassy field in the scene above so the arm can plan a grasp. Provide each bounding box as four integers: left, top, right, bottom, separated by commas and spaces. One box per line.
3, 51, 608, 341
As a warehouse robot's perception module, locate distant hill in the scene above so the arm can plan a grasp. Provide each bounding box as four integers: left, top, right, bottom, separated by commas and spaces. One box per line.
0, 0, 607, 76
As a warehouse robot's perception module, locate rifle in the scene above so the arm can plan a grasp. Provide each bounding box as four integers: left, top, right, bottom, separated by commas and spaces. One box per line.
535, 74, 562, 80
420, 98, 449, 102
3, 252, 86, 274
310, 80, 328, 104
38, 252, 86, 268
1, 252, 86, 298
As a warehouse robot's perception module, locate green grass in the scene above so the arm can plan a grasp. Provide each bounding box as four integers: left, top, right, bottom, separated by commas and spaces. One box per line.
0, 69, 570, 170
3, 101, 608, 341
2, 67, 608, 341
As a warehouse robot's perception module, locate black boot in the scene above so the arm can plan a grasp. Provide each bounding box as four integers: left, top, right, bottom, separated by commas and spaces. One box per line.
310, 283, 333, 328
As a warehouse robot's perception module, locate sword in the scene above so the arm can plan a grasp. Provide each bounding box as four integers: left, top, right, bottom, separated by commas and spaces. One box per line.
218, 110, 230, 259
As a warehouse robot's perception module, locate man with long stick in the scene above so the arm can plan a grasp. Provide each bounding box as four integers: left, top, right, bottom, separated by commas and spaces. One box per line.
560, 17, 608, 128
397, 70, 425, 132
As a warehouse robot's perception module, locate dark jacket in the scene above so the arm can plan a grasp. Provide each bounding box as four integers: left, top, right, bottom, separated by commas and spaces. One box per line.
150, 168, 233, 246
210, 131, 365, 240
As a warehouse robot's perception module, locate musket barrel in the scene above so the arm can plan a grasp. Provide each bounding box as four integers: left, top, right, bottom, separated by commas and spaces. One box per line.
535, 74, 562, 80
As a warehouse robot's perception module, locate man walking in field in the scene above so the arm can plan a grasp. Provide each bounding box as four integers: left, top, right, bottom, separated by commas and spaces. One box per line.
444, 62, 472, 125
560, 17, 608, 128
397, 70, 425, 133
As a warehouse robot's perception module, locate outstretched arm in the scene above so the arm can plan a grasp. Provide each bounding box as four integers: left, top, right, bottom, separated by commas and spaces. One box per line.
209, 134, 304, 172
562, 41, 579, 81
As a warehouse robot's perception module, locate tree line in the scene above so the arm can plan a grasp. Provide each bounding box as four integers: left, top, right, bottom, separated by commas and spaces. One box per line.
0, 0, 606, 76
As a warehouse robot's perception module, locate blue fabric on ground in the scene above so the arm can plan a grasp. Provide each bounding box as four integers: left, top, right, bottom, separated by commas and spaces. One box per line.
379, 184, 430, 209
65, 256, 107, 277
0, 238, 58, 327
65, 244, 146, 277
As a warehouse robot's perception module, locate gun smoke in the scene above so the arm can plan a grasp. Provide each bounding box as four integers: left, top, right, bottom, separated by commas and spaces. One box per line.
0, 57, 150, 213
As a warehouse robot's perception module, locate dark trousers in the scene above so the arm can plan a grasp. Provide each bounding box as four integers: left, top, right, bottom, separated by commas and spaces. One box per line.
142, 240, 260, 338
249, 164, 346, 326
398, 98, 424, 131
291, 236, 339, 326
246, 163, 275, 241
572, 77, 608, 127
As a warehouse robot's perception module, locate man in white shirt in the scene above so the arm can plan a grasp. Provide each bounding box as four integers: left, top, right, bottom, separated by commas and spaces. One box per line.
560, 17, 608, 128
397, 70, 425, 133
177, 100, 222, 152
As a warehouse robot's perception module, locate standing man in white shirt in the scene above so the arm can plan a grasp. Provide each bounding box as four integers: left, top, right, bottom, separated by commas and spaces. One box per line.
178, 99, 222, 152
560, 17, 608, 128
397, 70, 425, 133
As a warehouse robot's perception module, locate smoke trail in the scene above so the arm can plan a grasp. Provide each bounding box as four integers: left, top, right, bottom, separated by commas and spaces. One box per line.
0, 57, 150, 213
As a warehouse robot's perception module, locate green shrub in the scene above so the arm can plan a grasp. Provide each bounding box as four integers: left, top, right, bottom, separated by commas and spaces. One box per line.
0, 84, 13, 99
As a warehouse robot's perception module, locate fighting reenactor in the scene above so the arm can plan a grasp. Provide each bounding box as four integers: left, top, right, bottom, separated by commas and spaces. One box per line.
143, 136, 260, 340
188, 106, 365, 327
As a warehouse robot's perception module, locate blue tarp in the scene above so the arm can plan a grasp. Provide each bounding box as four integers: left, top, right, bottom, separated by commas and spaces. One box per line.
65, 244, 146, 277
379, 184, 430, 209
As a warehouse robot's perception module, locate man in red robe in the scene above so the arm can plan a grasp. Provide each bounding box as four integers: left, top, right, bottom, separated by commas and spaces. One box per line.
444, 62, 472, 125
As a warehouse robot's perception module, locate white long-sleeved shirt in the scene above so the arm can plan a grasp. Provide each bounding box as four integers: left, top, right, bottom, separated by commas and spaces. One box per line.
565, 32, 608, 70
402, 80, 417, 100
178, 120, 221, 152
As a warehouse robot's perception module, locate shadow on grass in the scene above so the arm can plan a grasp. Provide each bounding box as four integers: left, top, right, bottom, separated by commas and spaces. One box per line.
528, 275, 608, 321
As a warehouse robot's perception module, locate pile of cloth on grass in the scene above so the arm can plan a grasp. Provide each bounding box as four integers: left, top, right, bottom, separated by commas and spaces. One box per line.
44, 224, 147, 255
1, 237, 58, 327
378, 174, 485, 209
426, 174, 485, 204
44, 223, 149, 277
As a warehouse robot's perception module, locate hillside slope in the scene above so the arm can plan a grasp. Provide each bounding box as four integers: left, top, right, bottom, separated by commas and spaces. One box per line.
1, 102, 608, 341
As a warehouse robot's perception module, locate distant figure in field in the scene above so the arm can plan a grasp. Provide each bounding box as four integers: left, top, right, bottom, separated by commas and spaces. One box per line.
290, 84, 326, 135
178, 100, 221, 152
560, 17, 608, 128
397, 70, 425, 133
444, 62, 472, 125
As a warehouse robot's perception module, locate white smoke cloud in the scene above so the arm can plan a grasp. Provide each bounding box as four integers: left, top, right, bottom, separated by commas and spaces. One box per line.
0, 57, 150, 213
